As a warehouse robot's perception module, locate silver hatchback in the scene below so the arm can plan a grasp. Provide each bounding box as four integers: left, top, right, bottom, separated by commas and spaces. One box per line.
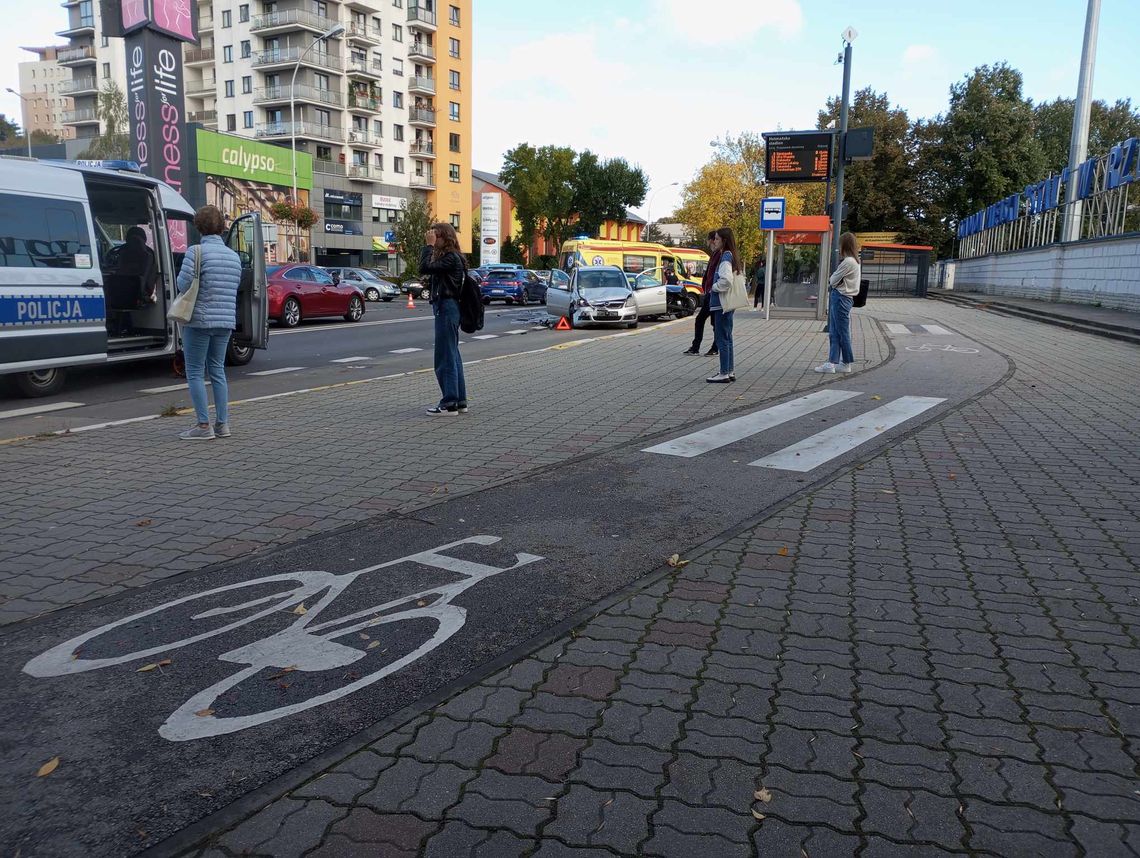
545, 266, 640, 328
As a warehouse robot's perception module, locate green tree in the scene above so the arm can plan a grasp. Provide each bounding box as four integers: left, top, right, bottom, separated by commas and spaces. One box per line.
78, 80, 130, 159
817, 87, 917, 235
500, 143, 577, 259
0, 114, 21, 148
572, 151, 648, 238
1034, 97, 1140, 174
393, 195, 434, 278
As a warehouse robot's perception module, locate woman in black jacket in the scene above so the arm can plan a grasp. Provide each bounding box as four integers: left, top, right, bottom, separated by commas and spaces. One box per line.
420, 223, 468, 415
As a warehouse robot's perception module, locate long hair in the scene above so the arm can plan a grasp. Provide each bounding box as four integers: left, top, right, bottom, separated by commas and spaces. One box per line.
430, 222, 461, 261
715, 227, 742, 274
839, 231, 858, 259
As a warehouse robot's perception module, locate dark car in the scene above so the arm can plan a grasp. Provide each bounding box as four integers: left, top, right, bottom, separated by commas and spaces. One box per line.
480, 268, 545, 305
267, 264, 366, 327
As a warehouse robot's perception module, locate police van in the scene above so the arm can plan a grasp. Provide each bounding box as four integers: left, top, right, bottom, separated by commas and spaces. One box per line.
0, 157, 268, 397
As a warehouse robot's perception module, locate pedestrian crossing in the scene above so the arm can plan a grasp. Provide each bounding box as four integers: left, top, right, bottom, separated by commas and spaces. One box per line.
644, 390, 945, 472
884, 323, 953, 336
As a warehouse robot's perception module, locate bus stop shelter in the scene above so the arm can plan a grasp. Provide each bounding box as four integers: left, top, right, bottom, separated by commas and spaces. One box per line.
766, 215, 833, 321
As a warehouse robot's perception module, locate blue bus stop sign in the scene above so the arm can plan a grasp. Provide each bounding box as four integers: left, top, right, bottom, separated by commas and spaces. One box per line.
760, 197, 786, 230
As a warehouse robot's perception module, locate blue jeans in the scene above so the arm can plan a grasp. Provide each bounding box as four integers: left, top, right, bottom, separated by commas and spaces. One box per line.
713, 309, 734, 374
827, 291, 854, 365
181, 326, 230, 425
433, 299, 466, 407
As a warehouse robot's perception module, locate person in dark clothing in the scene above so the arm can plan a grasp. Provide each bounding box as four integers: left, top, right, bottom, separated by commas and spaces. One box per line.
683, 231, 721, 356
751, 255, 767, 308
116, 226, 159, 304
420, 222, 467, 415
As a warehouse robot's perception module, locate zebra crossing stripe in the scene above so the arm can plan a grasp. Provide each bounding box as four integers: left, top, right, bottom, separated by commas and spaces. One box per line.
389, 348, 424, 354
643, 389, 863, 458
749, 396, 945, 472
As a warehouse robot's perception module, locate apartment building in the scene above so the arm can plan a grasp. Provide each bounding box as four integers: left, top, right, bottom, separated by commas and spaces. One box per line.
16, 47, 76, 141
55, 0, 473, 265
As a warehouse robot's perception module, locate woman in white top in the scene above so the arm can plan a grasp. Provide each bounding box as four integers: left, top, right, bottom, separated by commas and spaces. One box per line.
816, 231, 861, 374
707, 227, 742, 383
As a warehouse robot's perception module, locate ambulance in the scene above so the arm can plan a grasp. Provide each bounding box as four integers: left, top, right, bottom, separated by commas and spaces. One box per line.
0, 157, 268, 397
558, 238, 709, 315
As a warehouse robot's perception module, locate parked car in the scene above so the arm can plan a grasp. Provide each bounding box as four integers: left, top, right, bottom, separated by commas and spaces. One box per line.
324, 267, 399, 302
399, 277, 433, 300
480, 268, 545, 305
366, 269, 403, 300
545, 265, 641, 328
267, 264, 366, 326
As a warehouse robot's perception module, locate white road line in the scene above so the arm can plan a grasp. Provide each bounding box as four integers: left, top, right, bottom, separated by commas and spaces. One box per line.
247, 366, 306, 376
0, 401, 85, 420
389, 347, 424, 354
270, 315, 433, 336
884, 323, 910, 335
643, 389, 863, 458
504, 329, 529, 335
140, 382, 196, 394
750, 396, 946, 472
330, 356, 372, 363
921, 324, 953, 335
471, 334, 498, 340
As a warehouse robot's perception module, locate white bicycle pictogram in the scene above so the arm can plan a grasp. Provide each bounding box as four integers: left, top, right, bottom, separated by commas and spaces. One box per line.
24, 536, 542, 741
904, 343, 980, 354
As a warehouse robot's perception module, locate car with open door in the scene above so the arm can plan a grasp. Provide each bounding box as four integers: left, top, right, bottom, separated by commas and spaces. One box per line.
0, 158, 268, 397
545, 265, 639, 328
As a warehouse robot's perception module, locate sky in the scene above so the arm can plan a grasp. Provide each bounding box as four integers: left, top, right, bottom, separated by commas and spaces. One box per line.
1, 1, 1135, 219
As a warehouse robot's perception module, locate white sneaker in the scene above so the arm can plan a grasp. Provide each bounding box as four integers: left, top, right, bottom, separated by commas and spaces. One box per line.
813, 362, 838, 374
179, 425, 216, 440
839, 363, 854, 374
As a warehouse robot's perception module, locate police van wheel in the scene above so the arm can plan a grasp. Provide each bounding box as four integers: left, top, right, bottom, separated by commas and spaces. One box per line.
14, 368, 66, 398
226, 342, 255, 366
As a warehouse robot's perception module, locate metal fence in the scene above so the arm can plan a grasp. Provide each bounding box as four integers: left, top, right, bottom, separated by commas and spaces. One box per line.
858, 245, 931, 297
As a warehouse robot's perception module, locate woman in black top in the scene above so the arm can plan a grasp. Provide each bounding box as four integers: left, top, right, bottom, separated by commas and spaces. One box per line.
419, 223, 468, 415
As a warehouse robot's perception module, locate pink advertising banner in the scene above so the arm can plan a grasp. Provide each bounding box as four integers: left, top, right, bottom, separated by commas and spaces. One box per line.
120, 0, 198, 43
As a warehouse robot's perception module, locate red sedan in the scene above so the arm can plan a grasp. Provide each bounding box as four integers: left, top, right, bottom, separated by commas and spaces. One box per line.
267, 264, 366, 327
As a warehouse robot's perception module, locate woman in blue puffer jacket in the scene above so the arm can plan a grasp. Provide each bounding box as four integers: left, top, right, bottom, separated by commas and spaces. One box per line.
175, 205, 242, 440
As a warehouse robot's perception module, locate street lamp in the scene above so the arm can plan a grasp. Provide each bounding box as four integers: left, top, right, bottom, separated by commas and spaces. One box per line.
290, 22, 345, 203
644, 181, 679, 240
5, 88, 32, 157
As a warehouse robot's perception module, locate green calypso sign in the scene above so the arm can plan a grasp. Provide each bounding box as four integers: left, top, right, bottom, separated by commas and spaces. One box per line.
195, 128, 313, 190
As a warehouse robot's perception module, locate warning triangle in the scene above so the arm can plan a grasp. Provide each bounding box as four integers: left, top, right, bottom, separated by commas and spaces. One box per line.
554, 316, 572, 331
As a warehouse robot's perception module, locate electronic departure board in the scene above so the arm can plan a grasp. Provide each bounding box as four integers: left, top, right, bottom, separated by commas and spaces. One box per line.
763, 132, 834, 183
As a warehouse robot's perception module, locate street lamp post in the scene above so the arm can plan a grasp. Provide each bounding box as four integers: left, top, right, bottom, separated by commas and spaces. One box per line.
5, 89, 33, 157
644, 182, 679, 240
291, 22, 345, 202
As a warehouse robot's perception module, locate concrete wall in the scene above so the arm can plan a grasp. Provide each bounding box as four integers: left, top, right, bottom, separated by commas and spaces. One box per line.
950, 234, 1140, 312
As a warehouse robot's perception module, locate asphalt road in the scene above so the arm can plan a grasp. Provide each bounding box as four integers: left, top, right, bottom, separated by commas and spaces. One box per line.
0, 301, 662, 441
0, 323, 1010, 856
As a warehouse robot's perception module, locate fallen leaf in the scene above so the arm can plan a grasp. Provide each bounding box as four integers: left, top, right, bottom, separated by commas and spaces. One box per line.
751, 809, 766, 821
136, 659, 172, 673
36, 757, 60, 777
667, 553, 691, 568
194, 709, 215, 717
135, 519, 153, 527
197, 791, 213, 798
882, 489, 896, 494
267, 666, 297, 681
948, 473, 957, 480
777, 547, 789, 557
416, 599, 428, 607
755, 788, 773, 803
870, 395, 882, 400
358, 633, 370, 641
292, 603, 308, 615
367, 640, 382, 650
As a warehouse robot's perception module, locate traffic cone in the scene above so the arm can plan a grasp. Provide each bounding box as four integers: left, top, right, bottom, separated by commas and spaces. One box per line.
406, 291, 416, 310
554, 316, 571, 331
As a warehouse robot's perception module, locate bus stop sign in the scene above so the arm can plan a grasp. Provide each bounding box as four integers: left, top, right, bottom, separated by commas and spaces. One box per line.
760, 197, 786, 230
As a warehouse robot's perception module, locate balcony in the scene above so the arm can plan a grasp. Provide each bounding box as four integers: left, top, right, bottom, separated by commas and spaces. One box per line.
410, 173, 436, 189
254, 84, 343, 108
185, 47, 215, 66
255, 121, 342, 142
346, 22, 381, 45
186, 78, 216, 97
407, 6, 437, 31
199, 13, 214, 28
409, 107, 436, 127
58, 46, 96, 66
60, 76, 98, 96
62, 108, 99, 125
251, 9, 342, 37
347, 129, 381, 148
408, 75, 435, 95
188, 109, 217, 126
346, 56, 383, 80
313, 159, 347, 177
57, 17, 95, 38
255, 47, 343, 72
409, 141, 435, 159
348, 164, 380, 182
408, 42, 436, 63
348, 89, 382, 113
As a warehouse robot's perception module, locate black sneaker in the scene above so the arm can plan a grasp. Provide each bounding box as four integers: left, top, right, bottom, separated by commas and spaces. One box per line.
682, 347, 700, 355
426, 405, 458, 416
704, 348, 719, 356
457, 402, 469, 414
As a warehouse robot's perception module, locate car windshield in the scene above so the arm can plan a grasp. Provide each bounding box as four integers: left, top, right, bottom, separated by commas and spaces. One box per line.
486, 271, 521, 280
355, 269, 383, 282
578, 270, 629, 290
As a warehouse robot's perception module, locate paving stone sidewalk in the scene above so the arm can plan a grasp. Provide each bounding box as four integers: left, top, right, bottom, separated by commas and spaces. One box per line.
0, 313, 886, 626
179, 308, 1140, 856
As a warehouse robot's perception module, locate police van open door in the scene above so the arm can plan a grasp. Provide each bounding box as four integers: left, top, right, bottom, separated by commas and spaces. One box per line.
224, 212, 268, 365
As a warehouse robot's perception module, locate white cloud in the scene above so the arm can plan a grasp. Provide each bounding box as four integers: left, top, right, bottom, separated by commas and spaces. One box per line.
902, 44, 937, 66
651, 0, 803, 45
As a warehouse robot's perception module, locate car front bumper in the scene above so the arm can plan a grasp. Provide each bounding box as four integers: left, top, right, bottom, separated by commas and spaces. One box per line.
573, 304, 637, 325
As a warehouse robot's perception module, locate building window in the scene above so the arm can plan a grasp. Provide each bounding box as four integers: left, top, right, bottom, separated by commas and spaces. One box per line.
102, 62, 111, 79
314, 0, 328, 17
226, 114, 236, 131
243, 111, 253, 128
241, 40, 251, 59
315, 72, 330, 93
449, 101, 460, 121
449, 38, 460, 58
392, 91, 403, 109
449, 132, 460, 152
225, 79, 235, 97
393, 124, 404, 141
101, 35, 109, 47
394, 157, 404, 173
242, 75, 252, 94
223, 45, 233, 63
449, 70, 460, 90
392, 24, 403, 42
374, 153, 383, 168
373, 119, 382, 137
316, 108, 331, 127
392, 0, 402, 6
450, 212, 460, 229
316, 145, 331, 161
239, 4, 250, 22
221, 9, 231, 27
392, 58, 403, 76
449, 5, 460, 25
448, 163, 460, 182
